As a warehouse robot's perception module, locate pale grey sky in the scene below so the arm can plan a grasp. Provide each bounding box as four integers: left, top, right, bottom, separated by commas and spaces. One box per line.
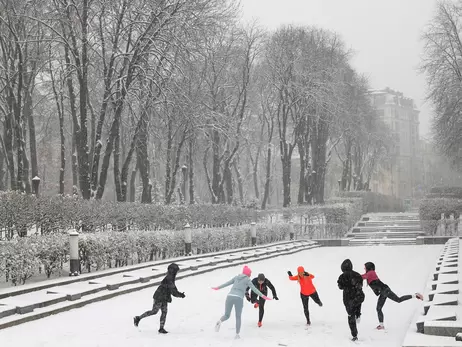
242, 0, 437, 136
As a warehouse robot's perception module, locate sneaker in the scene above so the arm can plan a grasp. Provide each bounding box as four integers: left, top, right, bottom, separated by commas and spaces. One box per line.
215, 320, 222, 332
133, 316, 140, 327
158, 328, 168, 334
254, 303, 259, 309
235, 334, 240, 339
416, 293, 424, 300
258, 321, 262, 327
376, 324, 385, 330
352, 336, 358, 342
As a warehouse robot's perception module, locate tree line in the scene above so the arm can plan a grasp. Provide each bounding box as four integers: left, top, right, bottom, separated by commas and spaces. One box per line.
0, 0, 391, 208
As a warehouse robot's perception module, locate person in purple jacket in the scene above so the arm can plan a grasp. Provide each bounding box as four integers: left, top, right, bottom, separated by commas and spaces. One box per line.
362, 262, 423, 330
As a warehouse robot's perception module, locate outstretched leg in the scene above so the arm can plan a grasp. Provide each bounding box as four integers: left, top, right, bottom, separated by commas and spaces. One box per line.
309, 291, 323, 306
139, 300, 163, 321
301, 294, 310, 324
220, 296, 235, 322
386, 288, 412, 303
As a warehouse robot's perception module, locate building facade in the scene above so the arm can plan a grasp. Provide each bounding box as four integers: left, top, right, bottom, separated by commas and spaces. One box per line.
368, 88, 421, 199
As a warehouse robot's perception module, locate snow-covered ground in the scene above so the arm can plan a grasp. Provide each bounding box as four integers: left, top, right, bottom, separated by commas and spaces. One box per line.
0, 245, 441, 347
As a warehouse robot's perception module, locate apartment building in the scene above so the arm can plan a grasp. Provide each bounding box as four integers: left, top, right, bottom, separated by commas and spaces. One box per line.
368, 88, 421, 199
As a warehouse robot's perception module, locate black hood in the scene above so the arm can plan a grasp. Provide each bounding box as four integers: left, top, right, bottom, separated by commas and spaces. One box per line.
167, 263, 180, 276
365, 262, 375, 272
341, 259, 353, 272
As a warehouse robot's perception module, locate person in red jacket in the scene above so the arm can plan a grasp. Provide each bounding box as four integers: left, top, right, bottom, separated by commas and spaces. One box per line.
288, 266, 323, 325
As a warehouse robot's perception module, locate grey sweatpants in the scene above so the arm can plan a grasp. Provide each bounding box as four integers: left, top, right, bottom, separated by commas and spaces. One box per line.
220, 295, 244, 334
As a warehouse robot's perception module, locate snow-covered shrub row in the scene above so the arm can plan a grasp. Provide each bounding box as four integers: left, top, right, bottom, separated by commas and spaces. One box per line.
0, 223, 291, 284
0, 234, 68, 286
0, 192, 258, 239
0, 191, 366, 240
419, 197, 462, 235
337, 191, 404, 214
427, 187, 462, 199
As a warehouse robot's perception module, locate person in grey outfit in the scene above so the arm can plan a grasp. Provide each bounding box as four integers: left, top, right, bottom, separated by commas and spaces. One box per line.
212, 265, 271, 339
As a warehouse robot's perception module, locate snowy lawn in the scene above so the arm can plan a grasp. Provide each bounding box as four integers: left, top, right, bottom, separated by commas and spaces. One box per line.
0, 245, 441, 347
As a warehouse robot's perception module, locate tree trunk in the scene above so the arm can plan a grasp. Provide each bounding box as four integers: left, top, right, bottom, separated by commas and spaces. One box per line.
188, 138, 195, 204
164, 118, 173, 204
4, 114, 15, 190
137, 111, 152, 204
233, 159, 244, 205
75, 0, 92, 199
114, 130, 122, 202
223, 155, 234, 204
297, 142, 306, 204
129, 161, 138, 202
25, 89, 37, 193
261, 146, 272, 210
211, 130, 223, 203
59, 94, 66, 195
280, 140, 294, 208
71, 132, 78, 195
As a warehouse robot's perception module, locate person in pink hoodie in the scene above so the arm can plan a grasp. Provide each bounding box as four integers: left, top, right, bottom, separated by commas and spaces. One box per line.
362, 262, 423, 330
211, 266, 271, 339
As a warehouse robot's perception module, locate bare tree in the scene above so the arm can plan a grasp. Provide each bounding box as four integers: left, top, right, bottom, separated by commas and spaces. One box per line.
421, 0, 462, 167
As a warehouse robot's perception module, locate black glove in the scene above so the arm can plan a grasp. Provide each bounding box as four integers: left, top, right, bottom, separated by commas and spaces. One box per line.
304, 272, 310, 276
273, 296, 279, 300
287, 271, 293, 276
179, 292, 185, 298
251, 297, 257, 304
245, 293, 251, 302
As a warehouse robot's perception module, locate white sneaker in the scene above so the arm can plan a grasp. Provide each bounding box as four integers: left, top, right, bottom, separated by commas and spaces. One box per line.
215, 320, 221, 332
235, 334, 240, 339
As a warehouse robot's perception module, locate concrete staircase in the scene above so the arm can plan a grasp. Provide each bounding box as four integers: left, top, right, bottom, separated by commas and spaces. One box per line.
347, 212, 425, 246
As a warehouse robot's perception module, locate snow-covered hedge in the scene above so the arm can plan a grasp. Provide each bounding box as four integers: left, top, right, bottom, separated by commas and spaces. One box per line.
427, 187, 462, 199
337, 191, 403, 214
419, 197, 462, 235
0, 223, 292, 286
0, 192, 258, 239
0, 191, 365, 240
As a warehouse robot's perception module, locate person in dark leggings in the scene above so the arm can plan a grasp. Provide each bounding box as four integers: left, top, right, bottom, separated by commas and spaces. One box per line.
362, 262, 423, 329
338, 259, 365, 341
245, 273, 279, 327
288, 266, 323, 325
133, 263, 185, 334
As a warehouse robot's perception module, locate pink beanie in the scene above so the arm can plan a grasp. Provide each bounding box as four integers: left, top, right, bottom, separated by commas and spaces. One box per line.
242, 265, 252, 277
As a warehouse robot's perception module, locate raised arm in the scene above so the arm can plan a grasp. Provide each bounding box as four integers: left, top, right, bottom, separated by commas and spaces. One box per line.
267, 279, 278, 298
215, 277, 235, 290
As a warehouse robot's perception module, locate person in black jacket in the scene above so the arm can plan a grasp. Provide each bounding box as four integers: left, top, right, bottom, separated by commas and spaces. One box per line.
133, 263, 185, 333
245, 273, 278, 327
337, 259, 365, 342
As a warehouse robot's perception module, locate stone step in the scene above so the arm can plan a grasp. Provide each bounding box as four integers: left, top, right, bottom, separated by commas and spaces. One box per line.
428, 284, 459, 301
349, 238, 417, 246
424, 294, 459, 314
424, 319, 462, 337
349, 232, 423, 239
352, 226, 423, 233
416, 305, 458, 333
